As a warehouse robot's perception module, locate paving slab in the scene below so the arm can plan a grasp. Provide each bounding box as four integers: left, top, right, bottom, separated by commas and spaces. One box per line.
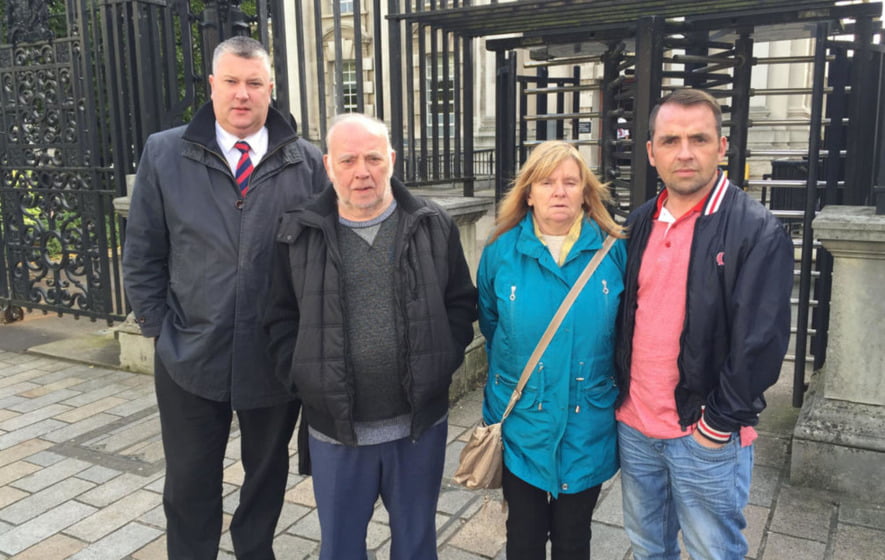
831, 523, 885, 560
66, 521, 162, 560
749, 464, 783, 508
769, 485, 837, 542
445, 497, 506, 558
744, 503, 770, 559
762, 532, 828, 560
12, 533, 88, 560
0, 501, 96, 556
590, 522, 632, 560
0, 315, 112, 355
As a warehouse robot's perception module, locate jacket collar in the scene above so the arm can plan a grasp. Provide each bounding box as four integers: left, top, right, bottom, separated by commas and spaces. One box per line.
515, 213, 604, 265
181, 102, 298, 153
701, 171, 731, 216
653, 170, 731, 219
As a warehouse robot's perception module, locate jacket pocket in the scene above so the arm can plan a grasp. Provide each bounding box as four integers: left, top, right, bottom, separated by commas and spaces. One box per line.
489, 362, 545, 418
580, 377, 619, 410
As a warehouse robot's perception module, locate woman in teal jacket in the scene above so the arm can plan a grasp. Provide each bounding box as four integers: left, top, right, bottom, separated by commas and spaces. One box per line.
478, 141, 626, 559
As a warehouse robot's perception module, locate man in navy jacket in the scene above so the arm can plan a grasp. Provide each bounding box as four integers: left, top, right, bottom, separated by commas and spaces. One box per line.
123, 37, 327, 558
615, 89, 793, 560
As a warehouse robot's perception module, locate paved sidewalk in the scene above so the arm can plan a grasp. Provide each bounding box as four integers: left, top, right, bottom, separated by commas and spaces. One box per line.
0, 320, 882, 558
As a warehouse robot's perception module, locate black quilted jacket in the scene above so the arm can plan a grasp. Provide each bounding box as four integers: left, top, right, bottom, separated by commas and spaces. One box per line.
264, 180, 477, 456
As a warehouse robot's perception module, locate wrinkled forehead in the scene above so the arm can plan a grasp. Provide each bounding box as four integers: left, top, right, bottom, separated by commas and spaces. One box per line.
328, 124, 391, 156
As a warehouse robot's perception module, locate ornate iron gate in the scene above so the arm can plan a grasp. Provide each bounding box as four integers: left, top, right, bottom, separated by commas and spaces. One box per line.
0, 0, 126, 322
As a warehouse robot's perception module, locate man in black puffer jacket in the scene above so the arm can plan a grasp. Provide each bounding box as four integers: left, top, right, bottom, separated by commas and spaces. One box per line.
264, 113, 477, 560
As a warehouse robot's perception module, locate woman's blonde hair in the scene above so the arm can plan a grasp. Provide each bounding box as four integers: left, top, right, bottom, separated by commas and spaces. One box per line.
488, 140, 624, 244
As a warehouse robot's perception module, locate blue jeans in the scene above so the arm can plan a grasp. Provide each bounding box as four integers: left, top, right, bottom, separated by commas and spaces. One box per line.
309, 421, 447, 560
618, 422, 753, 560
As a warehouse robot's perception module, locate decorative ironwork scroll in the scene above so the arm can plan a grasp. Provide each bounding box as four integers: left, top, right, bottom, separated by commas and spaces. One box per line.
1, 6, 124, 321
6, 0, 55, 44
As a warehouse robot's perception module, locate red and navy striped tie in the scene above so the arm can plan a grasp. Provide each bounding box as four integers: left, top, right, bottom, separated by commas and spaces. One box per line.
234, 141, 253, 196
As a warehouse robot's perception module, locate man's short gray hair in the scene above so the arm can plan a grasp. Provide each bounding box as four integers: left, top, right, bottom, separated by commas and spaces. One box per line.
212, 36, 272, 78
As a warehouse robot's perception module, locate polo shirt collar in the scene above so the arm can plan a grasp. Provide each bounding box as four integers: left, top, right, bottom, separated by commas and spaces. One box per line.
653, 170, 729, 220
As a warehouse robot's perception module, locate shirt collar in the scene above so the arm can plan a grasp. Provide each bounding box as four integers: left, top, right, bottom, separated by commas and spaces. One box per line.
215, 123, 268, 157
652, 171, 725, 220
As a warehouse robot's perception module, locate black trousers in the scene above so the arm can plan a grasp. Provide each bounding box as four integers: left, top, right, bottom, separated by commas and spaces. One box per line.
502, 465, 602, 560
155, 357, 299, 560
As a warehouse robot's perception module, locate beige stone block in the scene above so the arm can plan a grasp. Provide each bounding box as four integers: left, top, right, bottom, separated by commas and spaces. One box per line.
0, 460, 40, 487
116, 315, 155, 375
13, 534, 87, 560
19, 377, 84, 398
223, 460, 245, 486
132, 535, 166, 560
286, 477, 316, 508
0, 485, 28, 508
0, 368, 46, 390
446, 497, 506, 557
0, 438, 52, 468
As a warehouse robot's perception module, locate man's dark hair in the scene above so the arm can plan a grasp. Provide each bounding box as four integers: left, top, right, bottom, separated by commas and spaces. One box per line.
648, 89, 723, 139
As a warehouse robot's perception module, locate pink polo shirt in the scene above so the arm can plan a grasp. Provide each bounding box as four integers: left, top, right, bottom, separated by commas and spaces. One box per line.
616, 190, 756, 446
616, 192, 700, 438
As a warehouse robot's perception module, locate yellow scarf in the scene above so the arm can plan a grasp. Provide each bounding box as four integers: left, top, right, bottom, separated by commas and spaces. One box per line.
532, 214, 583, 266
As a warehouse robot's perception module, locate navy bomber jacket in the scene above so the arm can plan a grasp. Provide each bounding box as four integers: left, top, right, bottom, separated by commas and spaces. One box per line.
615, 172, 794, 442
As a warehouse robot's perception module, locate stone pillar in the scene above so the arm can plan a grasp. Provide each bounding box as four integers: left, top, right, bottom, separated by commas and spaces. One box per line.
431, 196, 495, 402
791, 206, 885, 502
113, 175, 156, 374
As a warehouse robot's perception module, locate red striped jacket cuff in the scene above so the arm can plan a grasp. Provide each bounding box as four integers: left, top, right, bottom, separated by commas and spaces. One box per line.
697, 414, 732, 444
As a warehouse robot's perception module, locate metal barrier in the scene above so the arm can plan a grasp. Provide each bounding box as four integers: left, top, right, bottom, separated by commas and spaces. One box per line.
400, 1, 883, 408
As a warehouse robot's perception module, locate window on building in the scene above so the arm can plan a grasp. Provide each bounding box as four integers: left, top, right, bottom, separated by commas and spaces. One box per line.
335, 0, 354, 14
426, 55, 455, 134
340, 60, 358, 113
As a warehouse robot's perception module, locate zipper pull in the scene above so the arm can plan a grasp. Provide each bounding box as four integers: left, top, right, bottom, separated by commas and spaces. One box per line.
509, 285, 517, 301
601, 279, 609, 294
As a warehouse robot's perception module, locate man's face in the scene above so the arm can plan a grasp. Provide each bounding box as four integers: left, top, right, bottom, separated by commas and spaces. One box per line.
324, 121, 396, 221
209, 52, 273, 138
647, 103, 727, 201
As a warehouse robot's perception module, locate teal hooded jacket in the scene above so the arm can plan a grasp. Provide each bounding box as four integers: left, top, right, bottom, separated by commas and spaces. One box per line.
478, 213, 626, 497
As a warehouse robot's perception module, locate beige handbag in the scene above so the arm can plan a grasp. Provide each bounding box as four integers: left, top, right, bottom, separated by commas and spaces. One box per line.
453, 235, 616, 490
